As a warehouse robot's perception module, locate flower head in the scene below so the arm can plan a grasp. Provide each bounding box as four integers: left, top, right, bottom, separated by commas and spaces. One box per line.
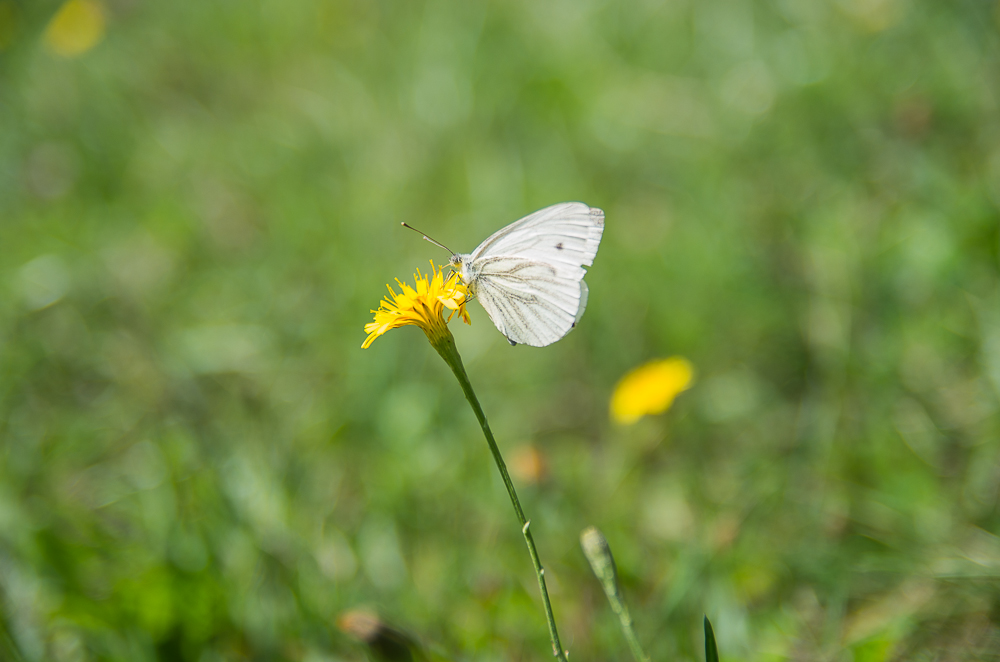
363, 261, 471, 349
44, 0, 107, 58
610, 357, 694, 424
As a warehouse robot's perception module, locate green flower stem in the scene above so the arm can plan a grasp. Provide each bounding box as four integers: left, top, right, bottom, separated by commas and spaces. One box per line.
431, 330, 568, 662
580, 527, 650, 662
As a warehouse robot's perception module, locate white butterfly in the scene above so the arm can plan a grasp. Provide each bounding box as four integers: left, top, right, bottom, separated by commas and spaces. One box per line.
409, 202, 604, 347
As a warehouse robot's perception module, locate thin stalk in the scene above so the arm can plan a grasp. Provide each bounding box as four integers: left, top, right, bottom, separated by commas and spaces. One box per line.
580, 527, 650, 662
432, 333, 568, 661
611, 598, 647, 662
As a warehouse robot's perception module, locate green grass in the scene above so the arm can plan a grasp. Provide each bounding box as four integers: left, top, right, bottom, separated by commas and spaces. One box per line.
2, 1, 1000, 660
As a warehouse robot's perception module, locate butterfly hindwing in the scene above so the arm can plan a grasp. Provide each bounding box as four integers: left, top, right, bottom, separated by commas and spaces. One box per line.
472, 256, 585, 347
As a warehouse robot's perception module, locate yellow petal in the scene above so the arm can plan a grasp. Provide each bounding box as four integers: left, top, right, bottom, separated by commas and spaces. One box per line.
610, 357, 694, 424
362, 261, 470, 349
44, 0, 106, 58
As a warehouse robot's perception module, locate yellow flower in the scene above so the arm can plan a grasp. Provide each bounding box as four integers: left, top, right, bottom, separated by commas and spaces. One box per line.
43, 0, 106, 58
363, 261, 470, 349
610, 357, 694, 424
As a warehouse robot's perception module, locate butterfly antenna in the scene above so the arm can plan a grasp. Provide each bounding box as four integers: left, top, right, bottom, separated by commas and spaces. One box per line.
401, 222, 455, 255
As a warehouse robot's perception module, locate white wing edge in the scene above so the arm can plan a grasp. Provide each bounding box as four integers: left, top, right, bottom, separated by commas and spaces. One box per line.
471, 202, 604, 263
575, 280, 589, 325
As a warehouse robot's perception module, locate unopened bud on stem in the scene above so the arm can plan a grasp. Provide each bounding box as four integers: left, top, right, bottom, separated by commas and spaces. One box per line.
580, 527, 649, 662
581, 526, 619, 597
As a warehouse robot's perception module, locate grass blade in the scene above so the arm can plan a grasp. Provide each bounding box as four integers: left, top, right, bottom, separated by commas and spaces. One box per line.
704, 616, 719, 662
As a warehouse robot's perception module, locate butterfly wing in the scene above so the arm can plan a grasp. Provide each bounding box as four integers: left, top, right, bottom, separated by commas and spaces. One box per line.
468, 203, 604, 347
471, 202, 604, 270
472, 257, 586, 346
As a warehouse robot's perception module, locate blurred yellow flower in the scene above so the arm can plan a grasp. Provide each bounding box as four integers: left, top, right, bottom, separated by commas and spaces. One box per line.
363, 261, 470, 349
43, 0, 105, 58
610, 357, 694, 424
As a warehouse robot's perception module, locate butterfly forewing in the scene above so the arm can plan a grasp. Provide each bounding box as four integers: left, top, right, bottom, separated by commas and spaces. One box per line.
472, 202, 603, 272
465, 202, 604, 347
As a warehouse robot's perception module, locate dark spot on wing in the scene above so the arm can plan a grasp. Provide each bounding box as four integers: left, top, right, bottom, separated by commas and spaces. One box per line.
555, 242, 564, 250
507, 337, 517, 346
571, 321, 576, 328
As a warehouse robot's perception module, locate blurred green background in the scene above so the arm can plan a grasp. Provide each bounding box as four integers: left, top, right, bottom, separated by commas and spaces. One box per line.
2, 0, 1000, 660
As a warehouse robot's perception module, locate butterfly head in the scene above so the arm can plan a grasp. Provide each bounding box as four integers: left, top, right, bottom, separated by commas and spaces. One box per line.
449, 253, 475, 289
